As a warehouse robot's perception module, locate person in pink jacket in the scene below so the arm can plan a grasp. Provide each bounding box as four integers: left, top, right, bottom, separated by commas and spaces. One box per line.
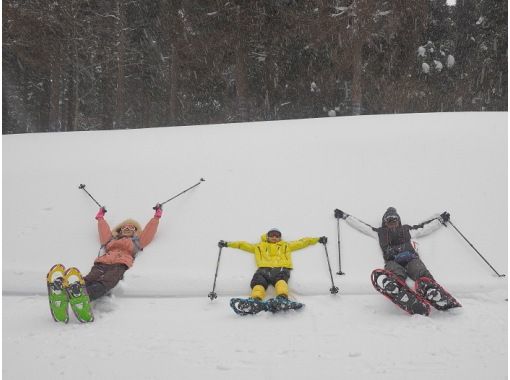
84, 205, 162, 300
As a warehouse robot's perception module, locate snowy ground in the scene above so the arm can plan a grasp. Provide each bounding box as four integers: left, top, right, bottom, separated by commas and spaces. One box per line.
2, 112, 508, 379
3, 290, 507, 380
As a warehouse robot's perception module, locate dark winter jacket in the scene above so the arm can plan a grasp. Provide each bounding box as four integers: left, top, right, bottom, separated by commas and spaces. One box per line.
345, 209, 442, 263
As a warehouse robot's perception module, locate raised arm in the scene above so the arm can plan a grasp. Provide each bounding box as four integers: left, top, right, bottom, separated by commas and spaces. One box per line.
409, 212, 449, 239
345, 216, 378, 239
139, 218, 160, 248
287, 237, 320, 251
226, 241, 257, 253
138, 205, 163, 248
335, 209, 378, 239
96, 207, 113, 245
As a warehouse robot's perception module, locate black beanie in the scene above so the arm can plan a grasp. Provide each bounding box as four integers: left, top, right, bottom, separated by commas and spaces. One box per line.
382, 207, 400, 225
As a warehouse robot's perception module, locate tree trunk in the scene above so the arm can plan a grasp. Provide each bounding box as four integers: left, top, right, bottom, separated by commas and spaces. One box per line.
114, 0, 126, 129
351, 36, 362, 115
3, 86, 13, 134
101, 68, 114, 130
235, 5, 249, 121
48, 60, 62, 132
160, 0, 182, 125
168, 43, 179, 124
66, 64, 79, 131
66, 26, 80, 132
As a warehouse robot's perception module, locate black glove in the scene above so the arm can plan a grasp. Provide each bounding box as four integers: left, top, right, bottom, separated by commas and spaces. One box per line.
440, 211, 450, 224
334, 209, 347, 219
319, 236, 328, 244
384, 247, 397, 261
218, 240, 228, 248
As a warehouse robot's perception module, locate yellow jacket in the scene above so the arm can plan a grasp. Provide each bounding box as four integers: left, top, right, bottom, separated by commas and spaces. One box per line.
227, 234, 319, 269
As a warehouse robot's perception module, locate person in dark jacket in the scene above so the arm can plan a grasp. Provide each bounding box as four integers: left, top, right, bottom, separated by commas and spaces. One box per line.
335, 207, 450, 282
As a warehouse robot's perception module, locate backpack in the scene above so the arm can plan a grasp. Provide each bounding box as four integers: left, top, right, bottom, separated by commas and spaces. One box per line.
97, 236, 143, 259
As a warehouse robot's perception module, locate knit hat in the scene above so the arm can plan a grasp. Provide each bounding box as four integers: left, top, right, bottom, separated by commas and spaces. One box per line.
382, 207, 400, 225
112, 219, 142, 237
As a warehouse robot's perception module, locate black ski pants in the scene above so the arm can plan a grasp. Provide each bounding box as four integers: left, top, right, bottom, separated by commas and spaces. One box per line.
250, 267, 291, 289
385, 258, 433, 282
84, 263, 128, 301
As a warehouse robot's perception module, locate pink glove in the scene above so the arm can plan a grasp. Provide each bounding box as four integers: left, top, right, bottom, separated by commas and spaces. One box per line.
154, 204, 163, 219
95, 207, 106, 220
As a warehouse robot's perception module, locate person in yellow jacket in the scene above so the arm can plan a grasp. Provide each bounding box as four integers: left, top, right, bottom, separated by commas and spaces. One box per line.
219, 228, 326, 301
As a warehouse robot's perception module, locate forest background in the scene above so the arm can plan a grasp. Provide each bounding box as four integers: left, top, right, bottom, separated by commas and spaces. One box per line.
2, 0, 508, 134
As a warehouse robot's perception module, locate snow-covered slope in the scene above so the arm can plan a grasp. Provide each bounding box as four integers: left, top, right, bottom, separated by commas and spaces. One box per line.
2, 112, 508, 380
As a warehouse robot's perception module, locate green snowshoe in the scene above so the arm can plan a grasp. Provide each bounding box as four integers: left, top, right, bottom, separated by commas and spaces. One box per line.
64, 267, 94, 323
47, 264, 69, 323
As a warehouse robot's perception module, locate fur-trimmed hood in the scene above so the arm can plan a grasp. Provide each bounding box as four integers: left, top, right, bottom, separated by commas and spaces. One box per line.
112, 219, 142, 238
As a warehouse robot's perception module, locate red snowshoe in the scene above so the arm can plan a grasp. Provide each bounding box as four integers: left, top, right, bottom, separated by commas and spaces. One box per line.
371, 269, 430, 316
415, 277, 461, 311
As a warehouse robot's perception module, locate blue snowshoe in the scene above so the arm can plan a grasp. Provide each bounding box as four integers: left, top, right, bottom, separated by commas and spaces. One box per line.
230, 297, 268, 316
266, 296, 304, 313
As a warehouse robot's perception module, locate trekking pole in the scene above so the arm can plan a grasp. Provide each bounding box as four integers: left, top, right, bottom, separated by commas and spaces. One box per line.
447, 220, 506, 277
78, 184, 106, 211
321, 240, 339, 294
334, 211, 345, 275
208, 244, 224, 300
154, 178, 205, 209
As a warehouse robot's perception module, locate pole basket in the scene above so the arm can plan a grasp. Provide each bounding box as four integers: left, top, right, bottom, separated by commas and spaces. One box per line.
208, 292, 218, 301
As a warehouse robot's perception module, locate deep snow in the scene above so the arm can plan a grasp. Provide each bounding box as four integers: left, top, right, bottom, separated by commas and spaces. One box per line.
2, 112, 508, 379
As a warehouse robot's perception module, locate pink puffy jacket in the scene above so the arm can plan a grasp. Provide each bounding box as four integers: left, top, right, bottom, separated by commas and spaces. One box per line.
95, 218, 159, 268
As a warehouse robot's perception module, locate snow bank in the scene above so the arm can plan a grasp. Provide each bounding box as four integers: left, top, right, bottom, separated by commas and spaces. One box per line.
3, 112, 507, 298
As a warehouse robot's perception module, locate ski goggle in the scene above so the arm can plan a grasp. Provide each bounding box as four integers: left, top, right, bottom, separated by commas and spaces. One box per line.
384, 216, 399, 223
267, 231, 281, 238
120, 224, 137, 231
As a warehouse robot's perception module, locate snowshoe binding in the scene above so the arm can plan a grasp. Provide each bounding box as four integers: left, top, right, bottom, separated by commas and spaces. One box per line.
230, 297, 268, 316
371, 269, 430, 316
266, 296, 304, 313
415, 277, 461, 311
47, 264, 69, 323
64, 267, 94, 323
